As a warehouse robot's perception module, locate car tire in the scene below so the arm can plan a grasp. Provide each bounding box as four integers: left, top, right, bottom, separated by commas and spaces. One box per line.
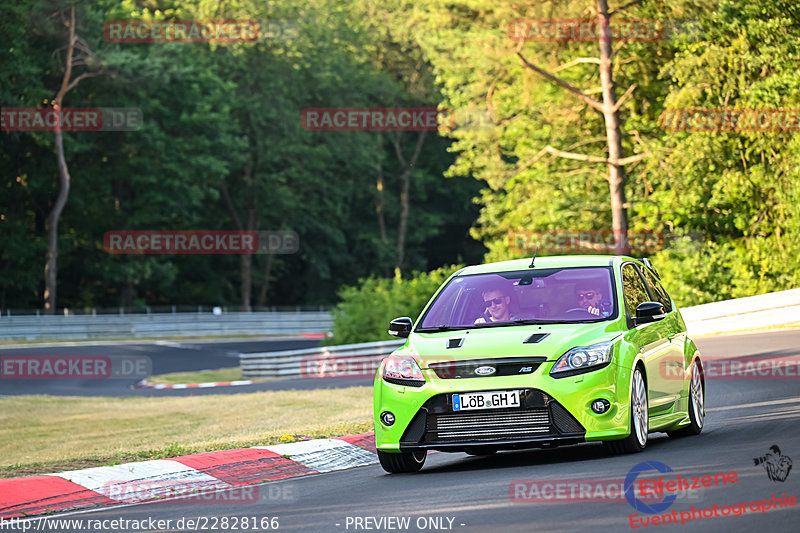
668, 361, 704, 438
604, 366, 648, 455
377, 449, 426, 473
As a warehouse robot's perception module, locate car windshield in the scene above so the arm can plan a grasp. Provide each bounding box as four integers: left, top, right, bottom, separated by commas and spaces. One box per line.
417, 267, 616, 330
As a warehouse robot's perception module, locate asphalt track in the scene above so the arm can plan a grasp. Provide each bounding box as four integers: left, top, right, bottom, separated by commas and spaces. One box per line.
17, 329, 800, 532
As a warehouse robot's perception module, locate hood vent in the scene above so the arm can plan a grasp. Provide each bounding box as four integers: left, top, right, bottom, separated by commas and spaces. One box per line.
524, 333, 550, 344
447, 338, 464, 349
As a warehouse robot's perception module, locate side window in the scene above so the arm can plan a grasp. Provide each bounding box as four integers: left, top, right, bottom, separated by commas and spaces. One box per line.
622, 264, 650, 317
640, 267, 673, 313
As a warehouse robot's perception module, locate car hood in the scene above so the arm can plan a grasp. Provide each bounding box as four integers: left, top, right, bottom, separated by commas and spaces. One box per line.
401, 322, 623, 366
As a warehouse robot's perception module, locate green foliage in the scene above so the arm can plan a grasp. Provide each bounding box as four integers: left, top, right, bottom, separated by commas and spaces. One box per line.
326, 265, 463, 345
388, 0, 800, 307
0, 0, 483, 310
3, 0, 799, 313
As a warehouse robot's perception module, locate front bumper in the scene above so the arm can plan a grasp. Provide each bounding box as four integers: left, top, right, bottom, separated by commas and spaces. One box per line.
374, 360, 631, 452
398, 389, 585, 452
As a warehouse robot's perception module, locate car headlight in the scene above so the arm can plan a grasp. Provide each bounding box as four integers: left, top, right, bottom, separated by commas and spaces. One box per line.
550, 341, 614, 378
382, 354, 425, 387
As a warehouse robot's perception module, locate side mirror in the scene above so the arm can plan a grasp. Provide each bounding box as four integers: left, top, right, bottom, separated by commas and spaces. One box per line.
634, 302, 666, 326
388, 317, 413, 338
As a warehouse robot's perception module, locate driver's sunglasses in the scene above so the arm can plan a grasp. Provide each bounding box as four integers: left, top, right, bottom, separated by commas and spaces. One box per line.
484, 297, 505, 307
576, 291, 596, 301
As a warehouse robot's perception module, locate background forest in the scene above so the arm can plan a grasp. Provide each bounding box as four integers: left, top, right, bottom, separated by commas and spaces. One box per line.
2, 0, 799, 318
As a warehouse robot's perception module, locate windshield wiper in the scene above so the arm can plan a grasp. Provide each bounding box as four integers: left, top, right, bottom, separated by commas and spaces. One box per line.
512, 318, 603, 325
415, 325, 467, 332
474, 318, 605, 327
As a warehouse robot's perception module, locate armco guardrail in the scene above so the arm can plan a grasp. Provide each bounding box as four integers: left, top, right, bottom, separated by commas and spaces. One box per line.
681, 288, 800, 336
0, 312, 332, 341
240, 340, 404, 379
239, 289, 800, 379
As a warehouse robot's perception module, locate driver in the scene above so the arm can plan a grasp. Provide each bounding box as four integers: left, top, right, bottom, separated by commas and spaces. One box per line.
575, 283, 609, 316
475, 286, 517, 324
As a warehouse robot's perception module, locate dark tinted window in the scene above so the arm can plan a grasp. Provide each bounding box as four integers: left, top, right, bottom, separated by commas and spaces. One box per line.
640, 267, 673, 312
622, 264, 650, 317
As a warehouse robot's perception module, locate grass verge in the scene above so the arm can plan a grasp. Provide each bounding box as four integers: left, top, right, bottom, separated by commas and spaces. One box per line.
0, 387, 372, 479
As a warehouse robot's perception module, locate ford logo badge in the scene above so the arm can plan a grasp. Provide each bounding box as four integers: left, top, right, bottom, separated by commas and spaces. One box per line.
474, 366, 496, 376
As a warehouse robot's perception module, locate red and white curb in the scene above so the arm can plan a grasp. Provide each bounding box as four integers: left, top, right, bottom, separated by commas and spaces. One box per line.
0, 433, 376, 519
136, 379, 258, 389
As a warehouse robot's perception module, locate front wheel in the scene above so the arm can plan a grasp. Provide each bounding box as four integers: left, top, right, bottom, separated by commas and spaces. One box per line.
377, 449, 426, 473
668, 361, 704, 438
605, 366, 648, 454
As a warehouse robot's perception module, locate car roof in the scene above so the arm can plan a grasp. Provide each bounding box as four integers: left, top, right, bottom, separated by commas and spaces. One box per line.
456, 255, 640, 276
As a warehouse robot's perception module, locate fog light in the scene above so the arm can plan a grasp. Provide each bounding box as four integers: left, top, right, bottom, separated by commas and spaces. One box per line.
380, 411, 395, 426
591, 399, 610, 414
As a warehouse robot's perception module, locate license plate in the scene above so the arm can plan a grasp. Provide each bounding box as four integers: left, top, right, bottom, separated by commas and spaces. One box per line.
452, 390, 521, 411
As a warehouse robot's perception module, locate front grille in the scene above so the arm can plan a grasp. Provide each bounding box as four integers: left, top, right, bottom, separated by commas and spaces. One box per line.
400, 389, 585, 446
428, 408, 551, 441
550, 401, 585, 433
428, 357, 547, 379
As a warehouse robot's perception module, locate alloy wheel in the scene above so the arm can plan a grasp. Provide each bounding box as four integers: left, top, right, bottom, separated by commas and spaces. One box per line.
632, 369, 648, 447
690, 363, 704, 428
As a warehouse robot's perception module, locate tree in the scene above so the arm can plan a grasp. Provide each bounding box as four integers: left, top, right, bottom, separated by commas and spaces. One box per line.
391, 131, 427, 270
43, 5, 102, 313
514, 0, 651, 254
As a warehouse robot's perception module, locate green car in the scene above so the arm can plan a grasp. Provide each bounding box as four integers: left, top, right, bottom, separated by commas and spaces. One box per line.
373, 255, 705, 473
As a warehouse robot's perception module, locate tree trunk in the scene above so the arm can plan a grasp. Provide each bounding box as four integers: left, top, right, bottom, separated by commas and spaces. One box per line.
256, 252, 274, 308
120, 281, 133, 309
597, 0, 629, 254
239, 207, 257, 311
221, 161, 258, 311
392, 131, 427, 272
396, 171, 411, 271
42, 7, 102, 313
517, 1, 649, 257
240, 253, 252, 311
44, 127, 71, 314
375, 161, 387, 243
44, 7, 74, 315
